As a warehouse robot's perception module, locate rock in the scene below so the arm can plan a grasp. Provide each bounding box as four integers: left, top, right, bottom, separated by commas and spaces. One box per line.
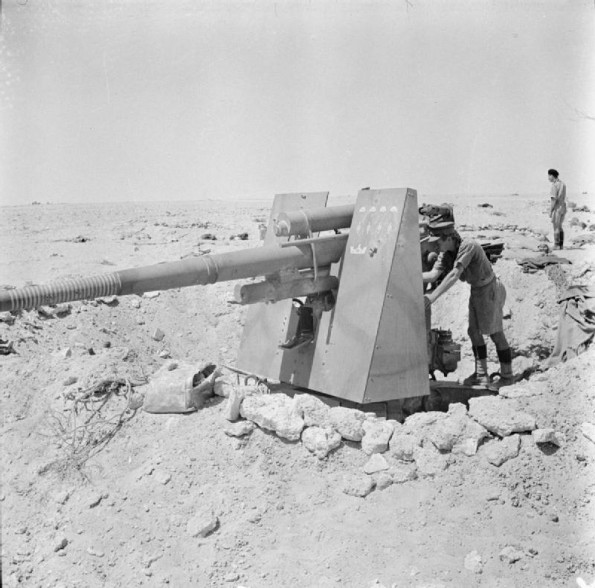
240, 394, 304, 441
86, 547, 105, 557
224, 421, 255, 438
144, 291, 160, 299
97, 295, 118, 305
130, 298, 142, 309
361, 420, 395, 455
468, 396, 536, 437
482, 434, 521, 466
499, 381, 545, 399
402, 411, 447, 435
88, 491, 105, 508
154, 470, 171, 485
329, 407, 366, 441
158, 349, 171, 359
363, 453, 389, 474
53, 347, 72, 359
55, 488, 73, 505
581, 422, 595, 445
62, 376, 78, 386
301, 426, 341, 459
388, 431, 420, 462
512, 356, 535, 377
532, 428, 565, 447
342, 474, 375, 498
499, 545, 524, 564
224, 385, 255, 422
187, 507, 218, 538
413, 443, 449, 477
54, 537, 68, 552
464, 550, 483, 573
213, 377, 235, 398
152, 328, 165, 342
388, 462, 417, 484
375, 473, 393, 490
294, 394, 331, 428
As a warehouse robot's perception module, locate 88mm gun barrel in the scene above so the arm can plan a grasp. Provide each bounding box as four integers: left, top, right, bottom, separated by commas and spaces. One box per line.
0, 234, 348, 312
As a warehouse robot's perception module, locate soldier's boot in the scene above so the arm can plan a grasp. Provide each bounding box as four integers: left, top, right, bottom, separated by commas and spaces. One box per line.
462, 345, 490, 388
488, 349, 515, 391
279, 304, 315, 350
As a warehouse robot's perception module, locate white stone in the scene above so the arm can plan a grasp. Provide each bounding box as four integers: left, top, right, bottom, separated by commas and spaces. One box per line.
361, 420, 395, 455
151, 328, 165, 341
240, 394, 304, 441
388, 463, 417, 484
482, 434, 521, 466
294, 394, 332, 428
375, 473, 393, 490
468, 396, 536, 437
363, 453, 389, 474
341, 474, 375, 498
301, 426, 341, 459
499, 381, 545, 399
413, 443, 449, 477
187, 508, 218, 538
213, 377, 235, 398
499, 545, 523, 564
224, 421, 255, 437
329, 406, 366, 442
388, 431, 420, 462
532, 428, 565, 447
464, 550, 483, 574
224, 386, 251, 421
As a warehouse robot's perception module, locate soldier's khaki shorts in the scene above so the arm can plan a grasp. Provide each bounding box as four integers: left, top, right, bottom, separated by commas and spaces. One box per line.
469, 277, 506, 336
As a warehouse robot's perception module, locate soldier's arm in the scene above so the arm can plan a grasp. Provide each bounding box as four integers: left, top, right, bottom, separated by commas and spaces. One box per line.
424, 265, 464, 307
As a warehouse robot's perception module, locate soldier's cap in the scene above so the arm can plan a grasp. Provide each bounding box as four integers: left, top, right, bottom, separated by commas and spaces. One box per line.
427, 221, 456, 242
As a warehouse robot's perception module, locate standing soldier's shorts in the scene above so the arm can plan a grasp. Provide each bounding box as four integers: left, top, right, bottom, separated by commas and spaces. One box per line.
469, 277, 506, 335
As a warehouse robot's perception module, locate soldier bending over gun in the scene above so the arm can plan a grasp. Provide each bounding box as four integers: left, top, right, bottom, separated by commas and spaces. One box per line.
423, 221, 514, 390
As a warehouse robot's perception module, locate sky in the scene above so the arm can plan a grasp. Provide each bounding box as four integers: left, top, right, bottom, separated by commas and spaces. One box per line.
1, 0, 594, 205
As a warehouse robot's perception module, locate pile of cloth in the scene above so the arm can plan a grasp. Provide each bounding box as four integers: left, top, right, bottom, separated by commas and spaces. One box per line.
548, 285, 595, 365
517, 254, 571, 273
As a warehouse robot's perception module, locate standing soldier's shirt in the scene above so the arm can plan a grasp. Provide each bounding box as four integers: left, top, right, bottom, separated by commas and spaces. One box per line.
550, 178, 567, 215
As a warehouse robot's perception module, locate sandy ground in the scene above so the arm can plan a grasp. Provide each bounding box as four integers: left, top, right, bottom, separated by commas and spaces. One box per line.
1, 192, 595, 588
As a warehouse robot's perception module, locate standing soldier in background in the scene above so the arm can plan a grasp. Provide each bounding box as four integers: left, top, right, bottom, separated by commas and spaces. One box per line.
548, 169, 567, 250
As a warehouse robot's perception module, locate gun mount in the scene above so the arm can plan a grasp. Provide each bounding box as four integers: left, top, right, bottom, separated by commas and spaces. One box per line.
2, 188, 461, 405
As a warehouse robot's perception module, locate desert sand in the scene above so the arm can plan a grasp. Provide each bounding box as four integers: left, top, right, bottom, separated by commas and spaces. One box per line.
1, 191, 595, 588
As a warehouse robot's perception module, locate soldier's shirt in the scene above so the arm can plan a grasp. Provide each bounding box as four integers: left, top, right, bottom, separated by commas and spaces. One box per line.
454, 240, 494, 287
550, 179, 567, 214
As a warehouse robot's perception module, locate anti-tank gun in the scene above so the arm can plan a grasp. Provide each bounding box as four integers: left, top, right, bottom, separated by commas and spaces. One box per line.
1, 188, 460, 404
